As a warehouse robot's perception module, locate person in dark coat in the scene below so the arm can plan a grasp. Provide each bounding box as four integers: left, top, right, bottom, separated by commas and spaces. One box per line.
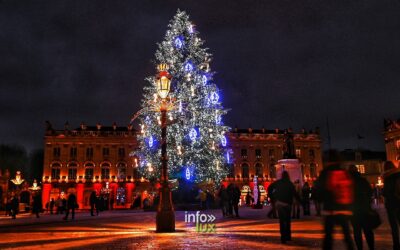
274, 171, 300, 243
61, 197, 67, 214
10, 193, 19, 219
245, 191, 252, 206
267, 181, 278, 219
232, 184, 241, 217
382, 161, 400, 250
32, 193, 42, 218
311, 181, 322, 216
302, 182, 311, 216
348, 165, 375, 250
218, 185, 229, 217
49, 198, 55, 214
63, 193, 77, 220
89, 191, 98, 216
226, 184, 234, 217
314, 159, 355, 250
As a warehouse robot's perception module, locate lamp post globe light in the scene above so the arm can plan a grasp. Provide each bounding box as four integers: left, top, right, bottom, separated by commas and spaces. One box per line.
155, 64, 175, 232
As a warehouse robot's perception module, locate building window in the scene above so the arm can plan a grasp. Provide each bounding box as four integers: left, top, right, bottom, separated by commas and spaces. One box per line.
255, 149, 262, 160
101, 168, 110, 179
53, 147, 61, 159
310, 163, 317, 178
118, 148, 125, 158
117, 163, 127, 179
356, 164, 365, 174
241, 149, 248, 159
70, 147, 77, 159
86, 147, 93, 159
85, 168, 94, 180
51, 168, 60, 180
296, 149, 301, 158
103, 147, 110, 157
269, 149, 274, 160
242, 163, 249, 178
269, 163, 276, 178
309, 149, 315, 159
255, 163, 262, 177
68, 168, 77, 180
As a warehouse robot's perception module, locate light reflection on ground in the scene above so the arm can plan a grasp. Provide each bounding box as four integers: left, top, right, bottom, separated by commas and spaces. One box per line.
0, 207, 393, 250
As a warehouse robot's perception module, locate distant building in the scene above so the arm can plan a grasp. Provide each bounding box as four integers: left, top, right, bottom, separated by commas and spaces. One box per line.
384, 119, 400, 167
225, 127, 323, 201
42, 122, 138, 209
323, 149, 386, 184
42, 122, 323, 208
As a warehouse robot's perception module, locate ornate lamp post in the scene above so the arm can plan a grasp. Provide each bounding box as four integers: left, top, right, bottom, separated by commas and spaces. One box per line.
155, 64, 175, 232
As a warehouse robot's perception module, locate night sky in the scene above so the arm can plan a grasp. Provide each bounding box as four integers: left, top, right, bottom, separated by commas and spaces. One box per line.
0, 0, 399, 152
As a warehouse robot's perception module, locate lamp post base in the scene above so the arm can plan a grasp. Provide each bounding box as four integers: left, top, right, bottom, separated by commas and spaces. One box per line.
156, 209, 175, 232
156, 185, 175, 232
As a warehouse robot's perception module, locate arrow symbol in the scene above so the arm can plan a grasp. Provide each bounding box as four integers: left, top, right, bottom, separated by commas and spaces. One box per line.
207, 214, 215, 222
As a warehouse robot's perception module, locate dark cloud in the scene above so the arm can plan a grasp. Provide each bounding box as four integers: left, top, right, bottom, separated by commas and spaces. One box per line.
0, 0, 399, 151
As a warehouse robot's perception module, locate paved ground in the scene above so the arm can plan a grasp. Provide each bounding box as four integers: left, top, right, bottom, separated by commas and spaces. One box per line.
0, 205, 394, 250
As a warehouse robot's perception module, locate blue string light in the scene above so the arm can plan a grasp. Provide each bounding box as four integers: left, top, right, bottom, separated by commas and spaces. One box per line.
174, 37, 183, 48
185, 167, 191, 180
184, 62, 193, 72
201, 75, 207, 85
189, 128, 197, 142
221, 136, 227, 147
210, 91, 219, 104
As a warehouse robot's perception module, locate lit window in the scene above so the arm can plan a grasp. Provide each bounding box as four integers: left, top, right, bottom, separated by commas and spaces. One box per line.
86, 147, 93, 159
241, 149, 248, 159
255, 149, 262, 159
101, 168, 110, 179
269, 149, 274, 159
296, 149, 301, 158
255, 163, 262, 176
68, 168, 77, 180
85, 168, 93, 180
51, 168, 60, 180
242, 163, 249, 178
70, 147, 77, 159
53, 147, 61, 158
118, 148, 125, 158
103, 147, 110, 157
356, 164, 365, 174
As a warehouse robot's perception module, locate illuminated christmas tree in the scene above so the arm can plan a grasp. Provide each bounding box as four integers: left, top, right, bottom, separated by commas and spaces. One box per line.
135, 10, 230, 184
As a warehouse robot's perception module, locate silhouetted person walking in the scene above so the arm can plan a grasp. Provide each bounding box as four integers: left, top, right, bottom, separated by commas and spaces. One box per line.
10, 193, 19, 219
63, 193, 77, 221
90, 191, 98, 216
292, 179, 301, 219
383, 161, 400, 250
274, 171, 299, 244
314, 155, 355, 250
218, 185, 229, 217
232, 184, 241, 217
349, 165, 375, 250
49, 198, 55, 214
267, 181, 278, 219
32, 193, 42, 218
302, 182, 311, 216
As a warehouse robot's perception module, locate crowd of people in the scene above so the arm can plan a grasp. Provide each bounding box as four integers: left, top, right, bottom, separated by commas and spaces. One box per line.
259, 160, 400, 250
2, 160, 400, 250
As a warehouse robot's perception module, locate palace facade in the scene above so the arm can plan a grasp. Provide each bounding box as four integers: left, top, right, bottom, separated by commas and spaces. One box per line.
42, 122, 138, 209
227, 127, 323, 181
384, 119, 400, 168
42, 123, 323, 208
